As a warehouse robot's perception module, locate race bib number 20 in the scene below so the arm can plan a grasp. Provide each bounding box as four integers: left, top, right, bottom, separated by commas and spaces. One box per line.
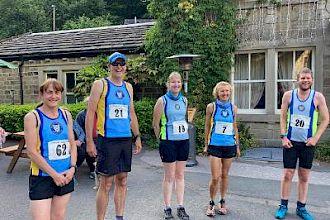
48, 140, 71, 160
290, 114, 310, 129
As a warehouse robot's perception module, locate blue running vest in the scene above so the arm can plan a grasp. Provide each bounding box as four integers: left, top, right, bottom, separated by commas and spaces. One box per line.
208, 101, 236, 146
287, 89, 318, 142
30, 108, 71, 176
96, 78, 131, 138
160, 93, 189, 141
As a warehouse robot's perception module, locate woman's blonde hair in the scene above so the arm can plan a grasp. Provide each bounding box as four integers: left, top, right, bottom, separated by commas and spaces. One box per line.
39, 78, 64, 94
212, 81, 232, 98
166, 72, 182, 89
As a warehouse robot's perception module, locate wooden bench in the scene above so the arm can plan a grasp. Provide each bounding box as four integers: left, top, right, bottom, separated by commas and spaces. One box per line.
0, 131, 28, 173
0, 145, 28, 158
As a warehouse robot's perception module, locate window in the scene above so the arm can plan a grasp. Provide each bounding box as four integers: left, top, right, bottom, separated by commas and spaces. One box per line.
65, 71, 77, 104
276, 49, 313, 109
234, 52, 266, 113
45, 70, 58, 79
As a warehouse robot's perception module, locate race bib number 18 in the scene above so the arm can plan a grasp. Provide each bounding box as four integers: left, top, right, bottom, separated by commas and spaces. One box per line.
215, 121, 233, 135
48, 140, 71, 160
173, 121, 188, 135
109, 104, 128, 119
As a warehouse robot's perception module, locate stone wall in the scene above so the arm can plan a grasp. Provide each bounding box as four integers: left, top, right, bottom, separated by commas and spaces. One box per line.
0, 57, 95, 104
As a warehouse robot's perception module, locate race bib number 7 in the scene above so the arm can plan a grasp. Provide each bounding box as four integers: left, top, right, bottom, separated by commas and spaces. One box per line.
173, 121, 188, 135
109, 104, 128, 119
290, 114, 310, 129
48, 140, 71, 160
215, 121, 233, 135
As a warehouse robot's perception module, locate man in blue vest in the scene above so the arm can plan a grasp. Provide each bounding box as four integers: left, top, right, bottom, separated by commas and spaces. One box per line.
275, 67, 329, 220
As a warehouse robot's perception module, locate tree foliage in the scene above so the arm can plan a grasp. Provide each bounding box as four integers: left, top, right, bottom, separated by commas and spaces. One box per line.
63, 14, 114, 30
145, 0, 237, 110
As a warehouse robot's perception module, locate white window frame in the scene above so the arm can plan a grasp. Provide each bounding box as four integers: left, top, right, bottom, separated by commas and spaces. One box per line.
64, 71, 78, 104
275, 47, 315, 114
233, 51, 267, 114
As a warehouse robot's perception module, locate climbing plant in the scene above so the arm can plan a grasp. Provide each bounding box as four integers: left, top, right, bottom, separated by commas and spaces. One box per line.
145, 0, 237, 110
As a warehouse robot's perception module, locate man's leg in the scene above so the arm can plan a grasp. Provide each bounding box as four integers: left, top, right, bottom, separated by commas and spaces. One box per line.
114, 172, 128, 217
297, 167, 311, 203
281, 168, 295, 200
96, 175, 114, 220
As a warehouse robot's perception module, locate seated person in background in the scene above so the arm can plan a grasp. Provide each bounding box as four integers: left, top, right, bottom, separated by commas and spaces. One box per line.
75, 97, 97, 179
0, 127, 6, 147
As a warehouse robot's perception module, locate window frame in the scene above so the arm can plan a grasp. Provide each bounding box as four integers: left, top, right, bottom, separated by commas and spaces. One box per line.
64, 70, 78, 104
233, 50, 267, 114
274, 47, 315, 114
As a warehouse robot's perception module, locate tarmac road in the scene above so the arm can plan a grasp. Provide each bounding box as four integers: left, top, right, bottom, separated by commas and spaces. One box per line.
0, 149, 329, 220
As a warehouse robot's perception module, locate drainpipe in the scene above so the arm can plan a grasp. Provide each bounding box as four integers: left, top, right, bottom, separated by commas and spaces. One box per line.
18, 60, 24, 104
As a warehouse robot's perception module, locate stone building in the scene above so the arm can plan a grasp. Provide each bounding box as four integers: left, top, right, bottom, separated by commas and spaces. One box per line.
0, 22, 154, 104
234, 0, 330, 144
0, 1, 329, 144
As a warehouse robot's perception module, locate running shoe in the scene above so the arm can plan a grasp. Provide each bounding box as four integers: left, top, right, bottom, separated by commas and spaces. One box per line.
177, 207, 189, 220
164, 208, 174, 220
296, 207, 314, 220
275, 205, 288, 219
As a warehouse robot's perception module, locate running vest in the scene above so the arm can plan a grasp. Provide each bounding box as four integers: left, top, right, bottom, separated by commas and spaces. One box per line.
208, 101, 236, 146
160, 93, 189, 141
97, 78, 131, 138
287, 89, 318, 142
30, 108, 71, 176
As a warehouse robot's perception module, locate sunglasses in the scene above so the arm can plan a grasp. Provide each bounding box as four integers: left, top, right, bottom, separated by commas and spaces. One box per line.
111, 61, 126, 67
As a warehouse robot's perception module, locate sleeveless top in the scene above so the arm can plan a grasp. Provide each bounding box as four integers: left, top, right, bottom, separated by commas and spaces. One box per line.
208, 101, 236, 146
30, 108, 71, 176
287, 89, 318, 142
97, 78, 131, 138
160, 93, 189, 141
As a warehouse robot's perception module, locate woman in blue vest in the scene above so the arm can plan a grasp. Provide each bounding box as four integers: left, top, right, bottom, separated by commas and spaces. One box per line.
153, 72, 190, 220
24, 79, 77, 220
204, 81, 240, 217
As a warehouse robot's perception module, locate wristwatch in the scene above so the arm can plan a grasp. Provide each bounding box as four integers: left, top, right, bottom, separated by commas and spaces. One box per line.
70, 165, 77, 174
133, 134, 141, 142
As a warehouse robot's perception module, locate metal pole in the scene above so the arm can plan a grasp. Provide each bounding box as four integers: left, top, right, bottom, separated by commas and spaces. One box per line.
51, 5, 56, 31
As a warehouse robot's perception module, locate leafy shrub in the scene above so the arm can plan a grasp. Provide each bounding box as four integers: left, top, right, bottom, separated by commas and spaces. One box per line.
315, 141, 330, 162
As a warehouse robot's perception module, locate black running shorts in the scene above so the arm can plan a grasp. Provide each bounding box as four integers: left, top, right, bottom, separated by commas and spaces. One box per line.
283, 141, 315, 169
96, 136, 132, 176
29, 175, 74, 200
207, 145, 237, 159
159, 139, 189, 163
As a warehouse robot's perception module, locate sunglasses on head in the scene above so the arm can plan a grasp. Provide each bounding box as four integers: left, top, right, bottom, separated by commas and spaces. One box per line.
111, 61, 126, 67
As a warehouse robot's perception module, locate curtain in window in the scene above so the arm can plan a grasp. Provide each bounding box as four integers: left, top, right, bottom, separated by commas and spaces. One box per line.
234, 54, 249, 109
250, 53, 265, 109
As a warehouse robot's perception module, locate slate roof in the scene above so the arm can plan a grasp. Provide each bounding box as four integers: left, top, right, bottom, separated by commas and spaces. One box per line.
0, 22, 154, 61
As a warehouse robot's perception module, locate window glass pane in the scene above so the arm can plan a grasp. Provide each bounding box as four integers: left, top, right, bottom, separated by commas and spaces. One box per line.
66, 73, 75, 93
234, 54, 249, 80
278, 51, 293, 80
251, 53, 265, 80
295, 50, 312, 71
251, 82, 265, 109
234, 83, 249, 109
66, 94, 76, 104
277, 81, 295, 109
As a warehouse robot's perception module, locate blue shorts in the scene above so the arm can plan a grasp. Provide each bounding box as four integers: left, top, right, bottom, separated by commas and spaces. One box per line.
159, 139, 189, 163
96, 136, 132, 176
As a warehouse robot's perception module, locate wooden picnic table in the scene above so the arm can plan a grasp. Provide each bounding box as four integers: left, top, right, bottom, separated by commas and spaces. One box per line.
0, 131, 28, 173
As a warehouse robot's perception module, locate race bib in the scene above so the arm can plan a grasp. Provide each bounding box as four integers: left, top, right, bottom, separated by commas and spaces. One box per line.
109, 104, 128, 119
48, 140, 71, 160
215, 121, 234, 135
173, 120, 188, 135
290, 114, 310, 129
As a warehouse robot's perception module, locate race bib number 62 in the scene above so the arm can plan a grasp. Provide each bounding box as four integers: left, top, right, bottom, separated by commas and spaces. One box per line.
48, 140, 71, 160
